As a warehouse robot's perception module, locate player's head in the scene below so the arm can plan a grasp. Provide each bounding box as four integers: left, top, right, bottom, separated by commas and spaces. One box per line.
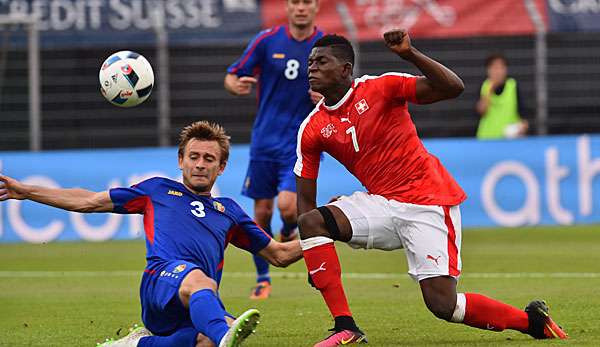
286, 0, 319, 29
485, 53, 508, 83
178, 121, 230, 194
308, 34, 354, 94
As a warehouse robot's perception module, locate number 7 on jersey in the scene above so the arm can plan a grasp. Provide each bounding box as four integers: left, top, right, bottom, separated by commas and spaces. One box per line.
346, 126, 360, 152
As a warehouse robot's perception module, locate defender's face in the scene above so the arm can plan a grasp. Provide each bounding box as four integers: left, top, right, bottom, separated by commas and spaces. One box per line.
308, 47, 347, 94
287, 0, 319, 29
178, 139, 225, 194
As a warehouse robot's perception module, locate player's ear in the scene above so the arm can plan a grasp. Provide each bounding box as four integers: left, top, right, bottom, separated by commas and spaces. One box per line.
343, 62, 353, 79
218, 162, 227, 175
178, 155, 183, 170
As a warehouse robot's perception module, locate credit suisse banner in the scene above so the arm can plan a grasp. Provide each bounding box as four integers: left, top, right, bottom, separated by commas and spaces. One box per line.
1, 135, 599, 243
0, 0, 262, 46
262, 0, 549, 40
547, 0, 600, 32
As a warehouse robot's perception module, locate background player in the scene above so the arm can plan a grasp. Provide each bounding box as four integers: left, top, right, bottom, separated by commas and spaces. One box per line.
0, 121, 303, 347
224, 0, 324, 299
294, 32, 568, 346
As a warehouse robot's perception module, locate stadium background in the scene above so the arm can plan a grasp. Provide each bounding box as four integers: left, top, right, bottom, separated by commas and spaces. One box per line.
1, 0, 600, 243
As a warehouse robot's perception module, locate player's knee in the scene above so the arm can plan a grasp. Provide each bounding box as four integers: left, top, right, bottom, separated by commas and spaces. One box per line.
279, 206, 297, 223
297, 210, 329, 239
254, 205, 273, 225
423, 295, 455, 321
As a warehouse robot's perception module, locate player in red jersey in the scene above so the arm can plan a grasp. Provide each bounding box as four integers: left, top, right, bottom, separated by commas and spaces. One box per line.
295, 32, 568, 346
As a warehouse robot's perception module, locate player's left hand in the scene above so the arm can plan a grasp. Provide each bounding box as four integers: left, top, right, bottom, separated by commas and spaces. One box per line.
309, 89, 323, 104
384, 29, 414, 59
0, 175, 28, 201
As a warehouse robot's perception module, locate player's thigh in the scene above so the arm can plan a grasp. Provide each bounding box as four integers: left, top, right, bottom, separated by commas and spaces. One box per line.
329, 192, 402, 250
140, 261, 202, 334
241, 160, 278, 199
392, 203, 462, 282
276, 160, 298, 219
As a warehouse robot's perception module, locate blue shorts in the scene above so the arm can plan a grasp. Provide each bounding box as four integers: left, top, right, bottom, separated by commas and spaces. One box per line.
241, 160, 296, 199
139, 260, 231, 336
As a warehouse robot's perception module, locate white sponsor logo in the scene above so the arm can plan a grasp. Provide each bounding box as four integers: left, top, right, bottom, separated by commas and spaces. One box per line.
309, 262, 327, 275
320, 124, 337, 138
359, 0, 456, 34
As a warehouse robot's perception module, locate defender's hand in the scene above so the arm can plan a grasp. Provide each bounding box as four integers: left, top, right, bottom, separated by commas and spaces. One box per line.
384, 29, 413, 59
0, 175, 28, 201
234, 76, 257, 95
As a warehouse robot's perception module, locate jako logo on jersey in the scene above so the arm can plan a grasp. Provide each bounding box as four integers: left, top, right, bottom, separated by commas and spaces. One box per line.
355, 99, 369, 115
272, 53, 285, 59
168, 190, 183, 197
173, 264, 187, 273
213, 201, 226, 212
320, 124, 337, 138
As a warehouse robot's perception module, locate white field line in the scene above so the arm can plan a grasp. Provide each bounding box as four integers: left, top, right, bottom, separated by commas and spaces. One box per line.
0, 271, 600, 279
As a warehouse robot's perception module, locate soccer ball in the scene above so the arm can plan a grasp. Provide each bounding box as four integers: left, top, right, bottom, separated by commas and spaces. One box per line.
99, 51, 154, 107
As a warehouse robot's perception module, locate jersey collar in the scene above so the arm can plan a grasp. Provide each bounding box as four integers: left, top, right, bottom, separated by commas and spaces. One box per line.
323, 85, 354, 111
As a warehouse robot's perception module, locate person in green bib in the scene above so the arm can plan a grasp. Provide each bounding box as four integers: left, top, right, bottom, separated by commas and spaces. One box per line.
476, 54, 529, 139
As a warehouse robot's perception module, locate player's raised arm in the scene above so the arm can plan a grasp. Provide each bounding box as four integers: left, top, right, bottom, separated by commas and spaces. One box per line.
384, 29, 464, 104
0, 174, 112, 213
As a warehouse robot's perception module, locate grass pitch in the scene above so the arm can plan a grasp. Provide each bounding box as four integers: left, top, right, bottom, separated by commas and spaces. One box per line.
1, 225, 599, 346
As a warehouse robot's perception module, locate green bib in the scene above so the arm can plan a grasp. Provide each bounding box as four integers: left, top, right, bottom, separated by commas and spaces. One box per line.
476, 78, 521, 139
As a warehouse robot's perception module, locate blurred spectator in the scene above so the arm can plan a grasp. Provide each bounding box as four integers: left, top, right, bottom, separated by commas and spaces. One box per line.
476, 54, 529, 139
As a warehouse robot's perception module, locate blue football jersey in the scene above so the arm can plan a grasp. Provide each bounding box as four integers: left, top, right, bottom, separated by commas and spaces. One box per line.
228, 25, 324, 162
109, 177, 272, 285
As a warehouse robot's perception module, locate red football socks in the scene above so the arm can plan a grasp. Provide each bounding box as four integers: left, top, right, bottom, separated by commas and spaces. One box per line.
463, 293, 529, 332
303, 242, 352, 318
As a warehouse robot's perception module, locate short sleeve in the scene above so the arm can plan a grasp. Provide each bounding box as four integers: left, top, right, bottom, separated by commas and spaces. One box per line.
294, 113, 322, 179
227, 28, 276, 77
373, 73, 419, 103
109, 179, 153, 214
225, 200, 272, 254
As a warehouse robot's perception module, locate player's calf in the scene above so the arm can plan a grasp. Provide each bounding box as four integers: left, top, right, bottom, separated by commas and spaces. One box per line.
419, 276, 458, 321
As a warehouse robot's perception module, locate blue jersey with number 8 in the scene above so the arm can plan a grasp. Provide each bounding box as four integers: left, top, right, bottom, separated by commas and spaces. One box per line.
228, 25, 324, 162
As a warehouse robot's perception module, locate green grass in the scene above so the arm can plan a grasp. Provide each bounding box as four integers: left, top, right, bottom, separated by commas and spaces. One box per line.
1, 225, 600, 346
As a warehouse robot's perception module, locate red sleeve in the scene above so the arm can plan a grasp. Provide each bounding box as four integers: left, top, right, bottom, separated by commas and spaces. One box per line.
375, 73, 419, 103
294, 112, 321, 180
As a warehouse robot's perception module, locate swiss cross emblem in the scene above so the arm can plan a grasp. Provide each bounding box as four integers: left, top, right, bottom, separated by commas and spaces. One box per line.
355, 99, 369, 115
320, 123, 337, 138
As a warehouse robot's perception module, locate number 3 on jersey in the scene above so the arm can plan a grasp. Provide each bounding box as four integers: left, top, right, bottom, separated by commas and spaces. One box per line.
284, 59, 299, 80
190, 201, 206, 218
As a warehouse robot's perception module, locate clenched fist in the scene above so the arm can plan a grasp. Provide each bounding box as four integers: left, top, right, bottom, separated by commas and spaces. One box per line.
384, 29, 414, 59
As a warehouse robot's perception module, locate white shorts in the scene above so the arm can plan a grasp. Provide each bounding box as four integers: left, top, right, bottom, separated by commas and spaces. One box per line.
329, 191, 462, 282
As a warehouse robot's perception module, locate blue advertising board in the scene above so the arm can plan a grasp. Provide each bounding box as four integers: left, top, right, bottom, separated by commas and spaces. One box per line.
1, 134, 599, 243
0, 0, 261, 47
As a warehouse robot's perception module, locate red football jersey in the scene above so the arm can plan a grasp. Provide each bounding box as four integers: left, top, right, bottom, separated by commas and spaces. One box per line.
294, 73, 466, 206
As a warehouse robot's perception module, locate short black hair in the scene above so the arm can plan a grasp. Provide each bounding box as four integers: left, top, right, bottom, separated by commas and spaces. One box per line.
485, 53, 507, 68
313, 34, 355, 66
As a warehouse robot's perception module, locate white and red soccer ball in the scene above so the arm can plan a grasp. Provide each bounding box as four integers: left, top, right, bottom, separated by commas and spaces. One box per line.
99, 51, 154, 107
